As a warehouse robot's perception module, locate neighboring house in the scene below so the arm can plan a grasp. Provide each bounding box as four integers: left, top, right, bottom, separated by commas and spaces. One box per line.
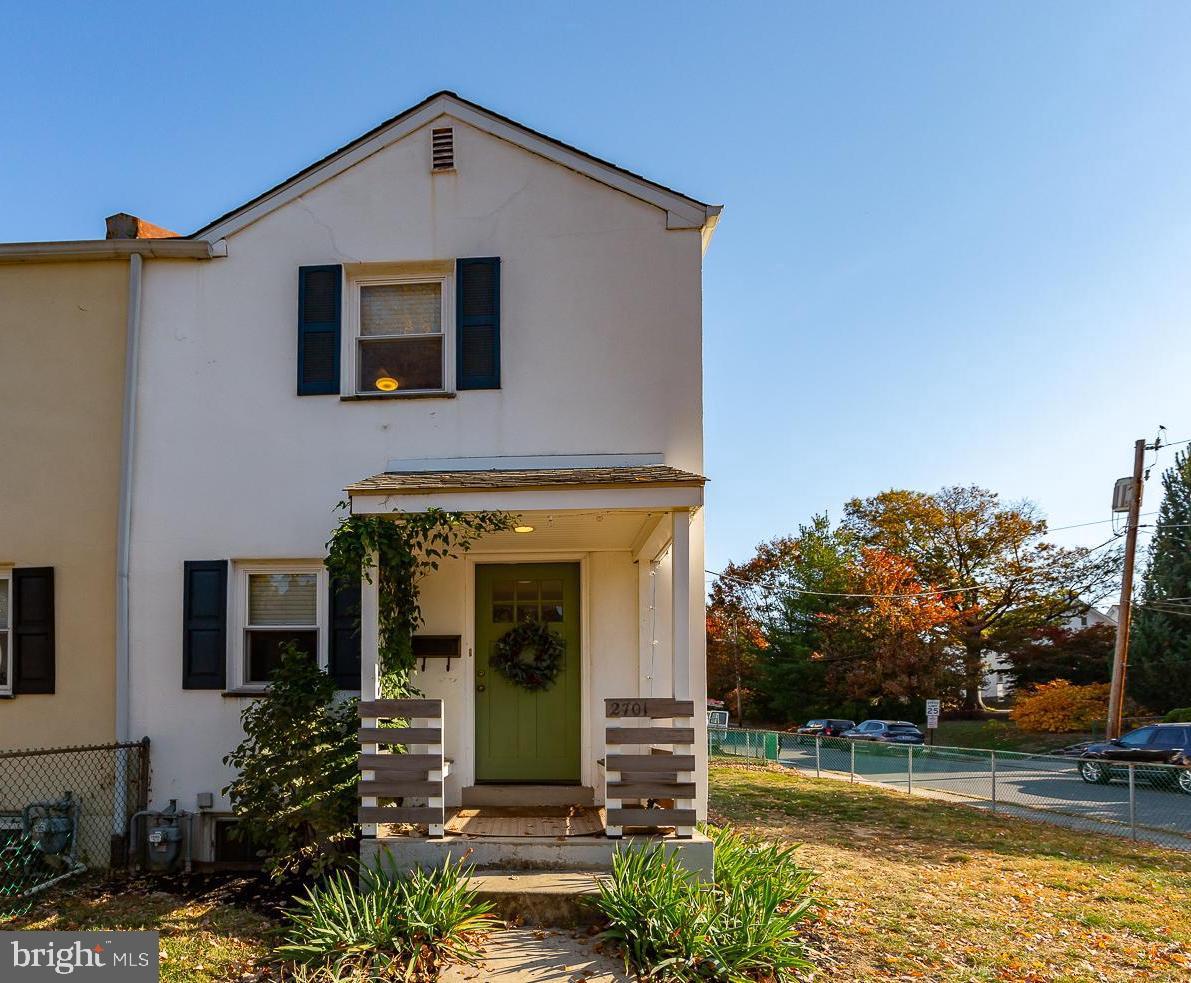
979, 606, 1118, 701
0, 244, 208, 750
107, 92, 720, 865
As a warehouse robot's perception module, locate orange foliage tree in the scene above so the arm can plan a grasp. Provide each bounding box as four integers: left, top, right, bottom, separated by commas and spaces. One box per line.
818, 548, 961, 703
1010, 680, 1111, 733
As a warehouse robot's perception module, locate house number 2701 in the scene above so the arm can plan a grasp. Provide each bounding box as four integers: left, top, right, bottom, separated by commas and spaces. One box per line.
607, 700, 648, 717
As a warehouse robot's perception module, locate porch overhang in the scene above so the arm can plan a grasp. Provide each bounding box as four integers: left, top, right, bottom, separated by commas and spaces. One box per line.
345, 465, 705, 515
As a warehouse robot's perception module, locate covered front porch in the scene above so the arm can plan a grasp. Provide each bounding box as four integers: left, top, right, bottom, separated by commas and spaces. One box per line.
346, 459, 711, 872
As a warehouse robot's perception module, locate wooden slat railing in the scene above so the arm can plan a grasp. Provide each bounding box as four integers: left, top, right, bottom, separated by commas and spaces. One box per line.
359, 698, 445, 838
604, 698, 696, 839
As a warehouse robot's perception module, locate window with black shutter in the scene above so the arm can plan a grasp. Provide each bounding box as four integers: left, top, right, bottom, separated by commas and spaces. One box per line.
298, 265, 342, 395
328, 575, 361, 690
12, 567, 55, 694
183, 561, 228, 689
456, 257, 501, 389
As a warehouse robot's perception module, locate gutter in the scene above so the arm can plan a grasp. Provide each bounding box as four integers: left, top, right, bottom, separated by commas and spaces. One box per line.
0, 239, 221, 264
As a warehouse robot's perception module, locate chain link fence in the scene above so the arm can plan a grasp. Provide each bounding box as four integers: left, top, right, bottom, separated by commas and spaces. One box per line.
1, 740, 149, 907
710, 727, 1191, 850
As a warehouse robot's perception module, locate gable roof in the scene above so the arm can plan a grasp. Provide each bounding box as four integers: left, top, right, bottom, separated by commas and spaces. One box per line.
190, 91, 721, 246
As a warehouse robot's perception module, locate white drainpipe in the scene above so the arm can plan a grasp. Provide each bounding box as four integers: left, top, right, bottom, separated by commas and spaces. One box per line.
115, 252, 143, 746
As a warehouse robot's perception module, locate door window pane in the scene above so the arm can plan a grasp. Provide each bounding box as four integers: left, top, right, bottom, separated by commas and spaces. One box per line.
492, 580, 515, 623
515, 580, 539, 623
540, 579, 564, 622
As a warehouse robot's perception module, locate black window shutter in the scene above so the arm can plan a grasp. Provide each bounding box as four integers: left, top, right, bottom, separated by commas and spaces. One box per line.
13, 567, 54, 694
328, 575, 361, 690
456, 257, 500, 389
183, 561, 228, 690
298, 265, 342, 395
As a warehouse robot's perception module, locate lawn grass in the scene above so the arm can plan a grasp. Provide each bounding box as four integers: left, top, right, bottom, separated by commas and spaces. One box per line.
1, 877, 273, 982
710, 761, 1191, 982
933, 719, 1092, 754
6, 768, 1191, 981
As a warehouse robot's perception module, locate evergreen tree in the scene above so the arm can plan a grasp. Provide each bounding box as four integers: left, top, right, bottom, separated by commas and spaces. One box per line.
1130, 449, 1191, 712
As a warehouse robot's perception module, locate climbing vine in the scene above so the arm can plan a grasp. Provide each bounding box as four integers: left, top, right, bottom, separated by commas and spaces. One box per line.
325, 504, 515, 697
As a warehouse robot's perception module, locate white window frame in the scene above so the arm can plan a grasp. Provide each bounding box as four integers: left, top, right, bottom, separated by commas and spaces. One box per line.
231, 561, 327, 691
0, 567, 11, 696
345, 271, 455, 395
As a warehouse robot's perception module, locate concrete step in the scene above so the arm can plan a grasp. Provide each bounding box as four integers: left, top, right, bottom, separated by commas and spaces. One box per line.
462, 785, 595, 807
470, 869, 603, 928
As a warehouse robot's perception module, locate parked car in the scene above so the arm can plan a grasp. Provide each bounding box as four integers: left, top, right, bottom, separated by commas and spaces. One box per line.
1077, 723, 1191, 794
842, 720, 925, 744
797, 718, 857, 738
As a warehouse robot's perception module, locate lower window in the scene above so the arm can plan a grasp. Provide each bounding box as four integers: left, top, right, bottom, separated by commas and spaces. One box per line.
242, 568, 321, 686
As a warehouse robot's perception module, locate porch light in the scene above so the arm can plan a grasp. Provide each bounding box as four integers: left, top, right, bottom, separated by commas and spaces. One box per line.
513, 525, 535, 534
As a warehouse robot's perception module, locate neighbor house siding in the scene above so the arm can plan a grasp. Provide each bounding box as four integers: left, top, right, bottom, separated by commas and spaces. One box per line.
0, 260, 127, 749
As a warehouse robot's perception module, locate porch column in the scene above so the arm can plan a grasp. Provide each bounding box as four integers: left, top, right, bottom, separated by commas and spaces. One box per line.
671, 509, 690, 701
359, 552, 380, 840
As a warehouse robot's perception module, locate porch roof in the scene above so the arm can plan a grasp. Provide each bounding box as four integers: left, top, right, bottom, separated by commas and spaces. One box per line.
345, 465, 706, 496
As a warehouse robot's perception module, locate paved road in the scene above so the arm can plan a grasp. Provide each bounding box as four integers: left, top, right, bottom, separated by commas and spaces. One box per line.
712, 733, 1191, 849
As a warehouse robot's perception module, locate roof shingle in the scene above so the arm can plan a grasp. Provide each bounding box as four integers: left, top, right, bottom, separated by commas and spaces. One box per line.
346, 465, 706, 495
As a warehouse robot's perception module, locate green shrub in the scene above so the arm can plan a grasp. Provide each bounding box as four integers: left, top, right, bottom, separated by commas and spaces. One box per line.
277, 854, 498, 977
588, 829, 818, 981
222, 644, 359, 878
1164, 707, 1191, 723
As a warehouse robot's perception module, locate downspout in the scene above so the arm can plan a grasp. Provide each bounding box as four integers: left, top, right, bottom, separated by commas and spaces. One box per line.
111, 253, 142, 861
116, 252, 142, 744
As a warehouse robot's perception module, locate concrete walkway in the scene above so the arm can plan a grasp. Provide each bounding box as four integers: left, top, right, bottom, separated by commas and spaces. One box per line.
442, 928, 631, 982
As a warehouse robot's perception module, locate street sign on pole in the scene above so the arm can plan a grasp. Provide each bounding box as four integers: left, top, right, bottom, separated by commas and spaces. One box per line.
925, 699, 941, 745
925, 699, 941, 729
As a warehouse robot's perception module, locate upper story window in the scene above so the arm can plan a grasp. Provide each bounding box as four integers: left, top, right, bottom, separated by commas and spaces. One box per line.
0, 570, 10, 696
351, 275, 450, 395
297, 259, 498, 397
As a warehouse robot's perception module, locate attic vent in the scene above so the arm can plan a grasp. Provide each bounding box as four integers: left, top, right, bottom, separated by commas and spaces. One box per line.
431, 127, 455, 171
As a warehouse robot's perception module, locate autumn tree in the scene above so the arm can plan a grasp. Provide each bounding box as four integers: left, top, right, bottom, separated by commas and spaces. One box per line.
1002, 623, 1115, 689
1130, 449, 1191, 712
705, 606, 767, 725
707, 517, 856, 724
844, 486, 1120, 710
817, 547, 961, 704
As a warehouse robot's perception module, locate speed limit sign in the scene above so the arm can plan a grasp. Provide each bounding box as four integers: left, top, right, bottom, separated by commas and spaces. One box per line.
925, 699, 941, 729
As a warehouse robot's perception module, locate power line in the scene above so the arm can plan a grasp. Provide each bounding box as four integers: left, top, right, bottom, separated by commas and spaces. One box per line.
1046, 511, 1158, 533
705, 533, 1123, 601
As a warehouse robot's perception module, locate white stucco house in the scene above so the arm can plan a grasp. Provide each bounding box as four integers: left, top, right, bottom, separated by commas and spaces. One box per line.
125, 92, 720, 867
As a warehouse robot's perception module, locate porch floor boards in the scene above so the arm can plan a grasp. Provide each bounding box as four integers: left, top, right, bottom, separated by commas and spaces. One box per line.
445, 806, 605, 838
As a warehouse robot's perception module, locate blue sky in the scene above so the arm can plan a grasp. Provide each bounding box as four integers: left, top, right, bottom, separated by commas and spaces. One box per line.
3, 2, 1189, 576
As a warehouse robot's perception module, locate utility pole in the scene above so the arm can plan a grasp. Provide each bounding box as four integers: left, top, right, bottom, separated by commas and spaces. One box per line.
1106, 438, 1146, 740
732, 619, 744, 727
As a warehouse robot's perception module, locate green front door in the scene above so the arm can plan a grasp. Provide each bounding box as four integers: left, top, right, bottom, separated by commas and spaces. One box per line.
475, 563, 581, 782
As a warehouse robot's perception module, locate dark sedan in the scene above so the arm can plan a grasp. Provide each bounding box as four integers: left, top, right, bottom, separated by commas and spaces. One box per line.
797, 718, 856, 738
1077, 723, 1191, 794
842, 720, 925, 744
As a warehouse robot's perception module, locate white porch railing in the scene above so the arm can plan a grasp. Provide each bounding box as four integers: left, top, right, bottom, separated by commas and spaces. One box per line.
603, 698, 696, 838
358, 698, 446, 839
